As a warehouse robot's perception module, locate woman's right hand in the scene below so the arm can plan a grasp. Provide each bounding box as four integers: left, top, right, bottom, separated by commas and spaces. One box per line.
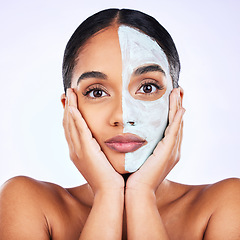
63, 88, 124, 239
62, 88, 124, 195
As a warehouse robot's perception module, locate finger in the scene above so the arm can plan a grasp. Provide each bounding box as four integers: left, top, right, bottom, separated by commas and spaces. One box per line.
62, 93, 82, 156
173, 118, 183, 163
177, 120, 184, 155
168, 88, 180, 124
69, 105, 93, 141
66, 88, 93, 140
172, 116, 182, 153
62, 103, 79, 160
169, 105, 184, 166
159, 107, 185, 156
67, 88, 78, 108
167, 108, 185, 138
66, 89, 101, 159
62, 97, 73, 147
175, 86, 184, 153
136, 107, 185, 190
67, 88, 77, 108
176, 85, 184, 151
67, 107, 82, 155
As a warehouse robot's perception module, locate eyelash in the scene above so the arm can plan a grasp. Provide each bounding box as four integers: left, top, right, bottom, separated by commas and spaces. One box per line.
82, 80, 164, 99
82, 85, 108, 99
137, 80, 164, 94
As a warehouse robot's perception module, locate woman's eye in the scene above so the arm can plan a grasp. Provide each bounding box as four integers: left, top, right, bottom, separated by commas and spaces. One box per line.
88, 89, 108, 98
138, 83, 158, 94
82, 84, 109, 99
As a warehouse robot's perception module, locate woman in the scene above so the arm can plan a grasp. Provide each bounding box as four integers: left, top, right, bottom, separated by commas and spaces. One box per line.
0, 8, 239, 240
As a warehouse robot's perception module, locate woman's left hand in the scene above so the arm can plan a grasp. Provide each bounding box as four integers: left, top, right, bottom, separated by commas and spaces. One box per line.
126, 87, 185, 193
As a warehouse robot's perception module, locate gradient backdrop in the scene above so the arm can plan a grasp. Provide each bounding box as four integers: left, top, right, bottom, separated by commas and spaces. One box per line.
0, 0, 240, 187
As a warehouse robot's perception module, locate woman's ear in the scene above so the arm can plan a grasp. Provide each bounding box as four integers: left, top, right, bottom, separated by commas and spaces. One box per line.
61, 93, 67, 108
179, 86, 184, 107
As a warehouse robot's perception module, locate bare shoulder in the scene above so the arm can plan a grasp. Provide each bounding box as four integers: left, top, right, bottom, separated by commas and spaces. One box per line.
0, 175, 65, 198
175, 177, 240, 206
160, 178, 240, 239
0, 175, 72, 210
198, 177, 240, 210
201, 178, 240, 239
0, 176, 89, 240
204, 177, 240, 194
0, 176, 55, 239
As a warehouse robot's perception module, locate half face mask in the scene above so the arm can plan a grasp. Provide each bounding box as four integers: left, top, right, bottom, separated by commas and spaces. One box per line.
118, 25, 173, 172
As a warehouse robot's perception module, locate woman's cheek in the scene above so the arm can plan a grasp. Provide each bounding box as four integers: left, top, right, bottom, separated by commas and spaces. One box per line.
79, 104, 109, 137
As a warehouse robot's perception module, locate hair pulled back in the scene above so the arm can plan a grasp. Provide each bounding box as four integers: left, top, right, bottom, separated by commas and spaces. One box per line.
62, 8, 180, 93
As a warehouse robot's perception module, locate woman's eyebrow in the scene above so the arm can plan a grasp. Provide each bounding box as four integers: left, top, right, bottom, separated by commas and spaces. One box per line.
133, 64, 165, 76
77, 71, 107, 85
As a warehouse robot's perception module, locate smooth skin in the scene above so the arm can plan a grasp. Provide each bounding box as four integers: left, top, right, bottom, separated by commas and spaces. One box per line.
0, 26, 240, 240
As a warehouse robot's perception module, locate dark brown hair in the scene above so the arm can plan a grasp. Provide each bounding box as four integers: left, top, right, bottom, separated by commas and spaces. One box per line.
62, 8, 180, 93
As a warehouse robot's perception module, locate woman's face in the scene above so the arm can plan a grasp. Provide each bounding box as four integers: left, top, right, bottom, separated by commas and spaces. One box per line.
70, 25, 173, 174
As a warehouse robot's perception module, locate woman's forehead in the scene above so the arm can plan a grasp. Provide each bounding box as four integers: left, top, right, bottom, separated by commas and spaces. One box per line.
73, 25, 170, 83
118, 25, 169, 76
73, 27, 122, 82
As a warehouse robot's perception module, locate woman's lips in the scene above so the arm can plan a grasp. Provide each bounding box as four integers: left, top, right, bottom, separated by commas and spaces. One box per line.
105, 134, 147, 153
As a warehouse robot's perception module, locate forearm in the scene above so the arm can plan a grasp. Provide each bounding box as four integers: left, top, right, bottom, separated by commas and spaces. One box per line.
125, 189, 169, 240
79, 189, 124, 240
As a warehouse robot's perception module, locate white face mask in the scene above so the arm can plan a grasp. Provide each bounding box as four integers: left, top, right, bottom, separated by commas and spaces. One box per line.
118, 25, 173, 172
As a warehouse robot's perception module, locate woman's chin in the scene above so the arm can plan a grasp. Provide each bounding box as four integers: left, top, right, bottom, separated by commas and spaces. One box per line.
103, 148, 138, 175
112, 163, 129, 175
112, 163, 137, 175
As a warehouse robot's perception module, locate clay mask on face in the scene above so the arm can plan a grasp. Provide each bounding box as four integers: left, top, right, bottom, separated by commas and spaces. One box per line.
118, 25, 173, 172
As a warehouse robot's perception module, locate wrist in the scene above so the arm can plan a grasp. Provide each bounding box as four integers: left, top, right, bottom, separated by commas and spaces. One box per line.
94, 187, 125, 201
125, 182, 156, 196
125, 187, 157, 205
93, 189, 125, 215
91, 175, 125, 196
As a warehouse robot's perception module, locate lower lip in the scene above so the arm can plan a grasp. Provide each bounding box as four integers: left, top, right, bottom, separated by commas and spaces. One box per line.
105, 142, 145, 153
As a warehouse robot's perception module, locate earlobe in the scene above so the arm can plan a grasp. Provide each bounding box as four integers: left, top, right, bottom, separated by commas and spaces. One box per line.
179, 86, 184, 106
179, 86, 184, 97
61, 93, 67, 108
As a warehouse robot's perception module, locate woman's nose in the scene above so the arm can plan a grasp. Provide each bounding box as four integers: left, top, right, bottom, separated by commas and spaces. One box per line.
109, 98, 123, 127
127, 121, 136, 126
109, 99, 137, 127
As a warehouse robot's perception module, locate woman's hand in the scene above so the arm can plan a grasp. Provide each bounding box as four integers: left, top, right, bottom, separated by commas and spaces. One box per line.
63, 88, 124, 194
126, 87, 185, 193
63, 88, 124, 240
125, 87, 184, 239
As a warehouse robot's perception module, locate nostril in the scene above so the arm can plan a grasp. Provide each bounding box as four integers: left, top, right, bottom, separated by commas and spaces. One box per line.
113, 122, 119, 126
128, 121, 135, 126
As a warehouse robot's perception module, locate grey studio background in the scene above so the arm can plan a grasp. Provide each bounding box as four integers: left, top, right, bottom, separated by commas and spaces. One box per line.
0, 0, 239, 187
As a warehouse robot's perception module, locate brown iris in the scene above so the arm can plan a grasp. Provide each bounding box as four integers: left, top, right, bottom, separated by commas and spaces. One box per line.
143, 84, 153, 93
93, 90, 103, 97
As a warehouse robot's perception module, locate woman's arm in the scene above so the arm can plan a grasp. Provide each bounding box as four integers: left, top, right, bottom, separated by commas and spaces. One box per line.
125, 189, 169, 239
80, 190, 124, 240
65, 89, 124, 240
125, 88, 184, 239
